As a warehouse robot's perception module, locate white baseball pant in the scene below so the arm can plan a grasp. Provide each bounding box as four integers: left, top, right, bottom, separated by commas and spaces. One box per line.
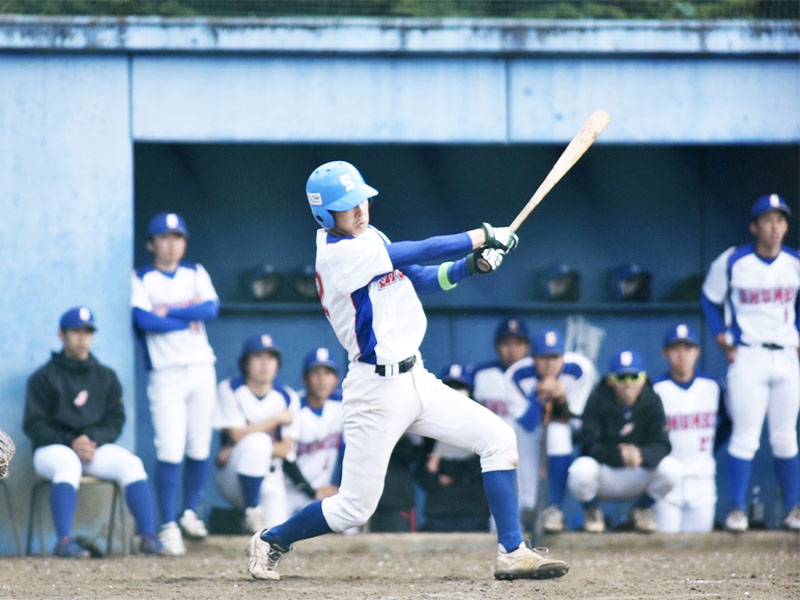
215, 432, 288, 528
567, 455, 682, 503
320, 360, 518, 533
726, 346, 800, 460
653, 475, 716, 533
147, 363, 216, 463
33, 443, 148, 487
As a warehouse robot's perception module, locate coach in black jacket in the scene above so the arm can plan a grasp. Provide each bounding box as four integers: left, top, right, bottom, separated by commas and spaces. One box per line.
567, 348, 681, 534
23, 307, 164, 557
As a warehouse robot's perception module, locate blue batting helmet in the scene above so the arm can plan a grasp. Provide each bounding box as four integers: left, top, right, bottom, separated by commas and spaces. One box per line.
306, 161, 379, 230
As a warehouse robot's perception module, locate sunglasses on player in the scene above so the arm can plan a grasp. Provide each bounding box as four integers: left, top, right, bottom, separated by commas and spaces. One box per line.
610, 372, 646, 384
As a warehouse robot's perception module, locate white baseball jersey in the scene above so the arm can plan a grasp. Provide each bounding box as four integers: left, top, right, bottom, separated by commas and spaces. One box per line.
131, 262, 218, 369
214, 376, 301, 464
291, 392, 344, 490
505, 352, 597, 422
472, 361, 511, 419
315, 226, 426, 365
653, 373, 722, 478
702, 245, 800, 348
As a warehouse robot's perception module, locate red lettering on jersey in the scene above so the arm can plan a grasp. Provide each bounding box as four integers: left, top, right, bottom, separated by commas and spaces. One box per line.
316, 271, 331, 318
377, 270, 405, 290
775, 288, 784, 302
748, 290, 760, 304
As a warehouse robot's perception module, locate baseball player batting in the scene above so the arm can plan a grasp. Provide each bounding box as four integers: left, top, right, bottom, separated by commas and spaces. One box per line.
701, 194, 800, 532
246, 160, 569, 581
131, 212, 220, 554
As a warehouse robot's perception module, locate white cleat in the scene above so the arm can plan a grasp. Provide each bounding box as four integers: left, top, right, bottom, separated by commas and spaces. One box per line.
542, 505, 565, 534
782, 505, 800, 531
583, 507, 605, 533
724, 509, 748, 533
158, 522, 186, 556
246, 530, 290, 581
631, 507, 657, 534
243, 506, 268, 534
494, 543, 569, 580
178, 509, 208, 540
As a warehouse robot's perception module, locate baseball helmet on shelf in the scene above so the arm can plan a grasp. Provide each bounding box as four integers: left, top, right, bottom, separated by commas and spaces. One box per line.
610, 263, 652, 302
538, 263, 580, 302
306, 161, 379, 229
293, 265, 319, 301
244, 263, 283, 301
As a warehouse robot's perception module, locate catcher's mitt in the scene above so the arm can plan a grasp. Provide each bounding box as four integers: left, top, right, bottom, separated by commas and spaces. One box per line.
0, 428, 16, 478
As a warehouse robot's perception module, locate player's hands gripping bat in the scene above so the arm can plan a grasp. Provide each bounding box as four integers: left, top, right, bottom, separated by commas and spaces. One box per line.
510, 109, 610, 233
467, 247, 506, 274
481, 223, 519, 253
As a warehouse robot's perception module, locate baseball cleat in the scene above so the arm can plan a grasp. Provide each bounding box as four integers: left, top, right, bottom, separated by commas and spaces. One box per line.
781, 505, 800, 531
53, 536, 90, 559
494, 542, 569, 580
246, 530, 291, 580
724, 509, 748, 533
631, 507, 657, 533
139, 534, 166, 556
243, 506, 268, 535
582, 507, 605, 533
158, 522, 187, 556
178, 509, 208, 540
542, 505, 565, 534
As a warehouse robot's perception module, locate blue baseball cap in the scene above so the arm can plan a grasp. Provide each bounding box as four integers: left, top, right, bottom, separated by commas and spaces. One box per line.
750, 194, 791, 221
240, 333, 281, 361
662, 323, 700, 348
608, 348, 645, 375
531, 328, 565, 356
494, 317, 530, 345
59, 306, 97, 331
439, 363, 474, 390
302, 347, 339, 376
147, 212, 188, 238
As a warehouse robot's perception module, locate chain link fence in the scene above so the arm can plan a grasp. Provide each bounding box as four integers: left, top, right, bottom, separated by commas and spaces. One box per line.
1, 1, 798, 19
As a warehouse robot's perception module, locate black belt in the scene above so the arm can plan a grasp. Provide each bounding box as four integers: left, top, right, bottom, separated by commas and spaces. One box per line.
375, 355, 416, 377
741, 342, 785, 350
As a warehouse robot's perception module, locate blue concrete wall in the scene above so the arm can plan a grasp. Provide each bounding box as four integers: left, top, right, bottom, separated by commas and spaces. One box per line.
0, 54, 133, 554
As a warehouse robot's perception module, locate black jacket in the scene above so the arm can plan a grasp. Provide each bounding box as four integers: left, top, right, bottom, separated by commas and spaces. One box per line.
23, 351, 125, 450
578, 379, 671, 469
414, 453, 489, 520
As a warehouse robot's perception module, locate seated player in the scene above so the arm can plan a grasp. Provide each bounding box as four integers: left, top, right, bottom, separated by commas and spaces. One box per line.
567, 348, 681, 533
504, 328, 597, 533
652, 324, 728, 533
284, 348, 344, 516
213, 334, 299, 533
416, 364, 490, 532
23, 307, 163, 557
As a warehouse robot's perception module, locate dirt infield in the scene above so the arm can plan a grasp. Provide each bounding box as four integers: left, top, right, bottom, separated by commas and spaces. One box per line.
0, 531, 797, 599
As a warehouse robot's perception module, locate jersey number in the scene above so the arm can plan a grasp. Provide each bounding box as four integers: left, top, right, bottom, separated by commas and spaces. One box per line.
316, 271, 331, 319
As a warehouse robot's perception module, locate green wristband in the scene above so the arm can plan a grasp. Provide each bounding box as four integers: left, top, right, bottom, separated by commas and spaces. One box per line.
437, 261, 458, 291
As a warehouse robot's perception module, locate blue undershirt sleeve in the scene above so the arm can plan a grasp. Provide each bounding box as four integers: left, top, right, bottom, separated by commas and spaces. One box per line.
701, 293, 726, 337
167, 300, 219, 321
402, 256, 474, 294
385, 232, 473, 267
133, 307, 190, 333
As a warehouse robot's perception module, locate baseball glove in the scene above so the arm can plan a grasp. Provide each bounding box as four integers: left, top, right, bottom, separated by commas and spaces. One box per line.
0, 428, 16, 479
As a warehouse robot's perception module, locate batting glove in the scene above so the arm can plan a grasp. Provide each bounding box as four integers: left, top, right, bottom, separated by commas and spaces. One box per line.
467, 247, 506, 275
481, 223, 519, 253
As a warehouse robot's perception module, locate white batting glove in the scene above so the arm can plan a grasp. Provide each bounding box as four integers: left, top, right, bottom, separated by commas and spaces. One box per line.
467, 247, 506, 274
481, 223, 519, 253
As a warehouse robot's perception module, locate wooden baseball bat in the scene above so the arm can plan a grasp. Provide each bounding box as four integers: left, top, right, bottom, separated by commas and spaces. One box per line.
509, 109, 610, 232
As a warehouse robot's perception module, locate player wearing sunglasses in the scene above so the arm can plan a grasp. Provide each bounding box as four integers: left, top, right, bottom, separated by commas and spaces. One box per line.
567, 349, 682, 533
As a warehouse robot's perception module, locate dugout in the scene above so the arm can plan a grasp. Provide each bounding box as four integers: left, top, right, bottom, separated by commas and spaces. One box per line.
1, 16, 799, 552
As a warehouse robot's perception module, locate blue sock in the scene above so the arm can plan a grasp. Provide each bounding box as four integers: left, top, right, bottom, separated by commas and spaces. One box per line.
774, 455, 800, 511
183, 457, 209, 513
155, 460, 180, 524
482, 469, 524, 553
238, 474, 263, 508
125, 479, 156, 537
51, 482, 77, 540
634, 493, 655, 509
263, 500, 332, 548
546, 455, 571, 506
727, 453, 752, 511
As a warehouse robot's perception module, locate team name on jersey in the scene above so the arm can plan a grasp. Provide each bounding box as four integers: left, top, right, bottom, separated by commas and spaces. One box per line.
737, 287, 797, 305
666, 411, 717, 432
296, 431, 341, 457
377, 270, 406, 290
